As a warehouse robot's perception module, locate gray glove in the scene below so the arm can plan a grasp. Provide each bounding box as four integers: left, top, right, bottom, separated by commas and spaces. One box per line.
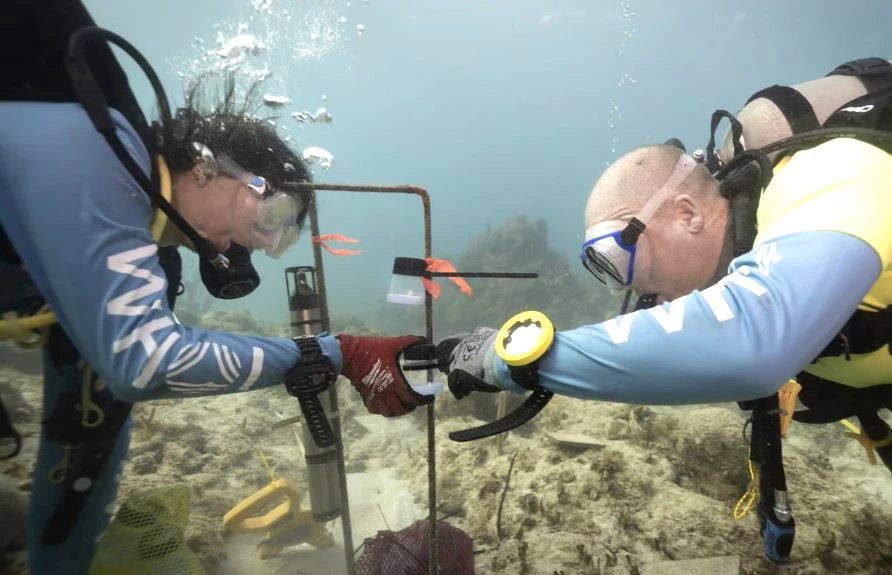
436, 327, 505, 399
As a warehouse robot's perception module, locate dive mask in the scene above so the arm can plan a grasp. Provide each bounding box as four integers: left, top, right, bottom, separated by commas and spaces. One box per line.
192, 143, 305, 258
215, 152, 304, 258
580, 154, 697, 292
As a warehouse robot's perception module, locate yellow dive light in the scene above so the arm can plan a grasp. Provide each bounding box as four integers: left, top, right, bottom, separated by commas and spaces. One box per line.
223, 477, 334, 559
496, 310, 555, 368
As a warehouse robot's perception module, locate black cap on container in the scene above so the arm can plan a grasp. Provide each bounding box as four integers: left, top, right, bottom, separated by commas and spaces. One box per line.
392, 257, 428, 277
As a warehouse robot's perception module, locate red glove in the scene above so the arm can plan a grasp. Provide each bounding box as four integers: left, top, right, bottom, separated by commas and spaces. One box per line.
337, 334, 436, 416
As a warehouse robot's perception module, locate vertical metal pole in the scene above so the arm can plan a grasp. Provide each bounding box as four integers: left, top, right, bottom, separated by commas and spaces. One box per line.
421, 195, 438, 575
284, 182, 437, 574
306, 191, 355, 575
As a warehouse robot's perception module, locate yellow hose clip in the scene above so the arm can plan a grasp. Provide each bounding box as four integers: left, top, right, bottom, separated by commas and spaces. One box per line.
79, 365, 105, 429
49, 444, 74, 484
733, 447, 759, 519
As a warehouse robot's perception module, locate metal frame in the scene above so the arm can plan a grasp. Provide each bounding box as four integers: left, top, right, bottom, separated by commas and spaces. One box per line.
282, 181, 439, 575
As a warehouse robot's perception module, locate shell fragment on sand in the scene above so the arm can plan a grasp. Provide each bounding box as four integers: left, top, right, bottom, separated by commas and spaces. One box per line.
270, 415, 303, 430
640, 556, 741, 575
545, 431, 605, 450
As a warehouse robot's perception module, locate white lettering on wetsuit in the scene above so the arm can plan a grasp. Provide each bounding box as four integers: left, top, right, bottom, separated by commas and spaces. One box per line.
107, 244, 180, 389
105, 243, 265, 392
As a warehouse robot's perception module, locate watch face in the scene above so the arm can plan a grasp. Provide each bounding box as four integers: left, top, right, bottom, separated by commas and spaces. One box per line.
504, 323, 544, 356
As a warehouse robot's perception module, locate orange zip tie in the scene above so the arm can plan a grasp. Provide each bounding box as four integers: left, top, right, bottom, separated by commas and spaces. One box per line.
777, 379, 801, 438
422, 257, 473, 298
312, 233, 362, 256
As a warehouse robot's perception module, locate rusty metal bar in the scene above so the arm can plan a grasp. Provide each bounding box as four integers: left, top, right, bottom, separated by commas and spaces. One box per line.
284, 181, 439, 575
304, 189, 355, 575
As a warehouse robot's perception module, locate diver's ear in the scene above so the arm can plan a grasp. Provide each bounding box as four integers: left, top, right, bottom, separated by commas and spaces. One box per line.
672, 193, 704, 233
192, 164, 210, 187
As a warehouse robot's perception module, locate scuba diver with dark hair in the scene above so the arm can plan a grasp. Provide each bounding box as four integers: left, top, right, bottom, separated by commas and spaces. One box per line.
0, 1, 436, 573
437, 59, 892, 564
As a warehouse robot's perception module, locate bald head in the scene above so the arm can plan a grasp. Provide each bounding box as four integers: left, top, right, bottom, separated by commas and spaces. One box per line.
581, 144, 731, 301
585, 145, 717, 229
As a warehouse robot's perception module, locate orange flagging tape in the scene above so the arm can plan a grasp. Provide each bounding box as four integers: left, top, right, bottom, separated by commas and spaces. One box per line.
422, 257, 472, 298
312, 233, 362, 256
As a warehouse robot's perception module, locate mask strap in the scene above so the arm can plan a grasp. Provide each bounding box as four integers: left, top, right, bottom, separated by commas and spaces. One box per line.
584, 153, 697, 246
618, 154, 696, 246
635, 154, 698, 224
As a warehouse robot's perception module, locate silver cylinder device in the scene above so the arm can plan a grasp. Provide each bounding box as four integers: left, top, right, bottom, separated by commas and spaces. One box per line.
286, 266, 343, 522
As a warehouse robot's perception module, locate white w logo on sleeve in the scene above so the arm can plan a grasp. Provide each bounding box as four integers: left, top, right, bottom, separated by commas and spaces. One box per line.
106, 243, 264, 393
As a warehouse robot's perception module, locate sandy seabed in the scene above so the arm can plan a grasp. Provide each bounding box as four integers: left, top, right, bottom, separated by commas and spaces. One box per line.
3, 339, 892, 575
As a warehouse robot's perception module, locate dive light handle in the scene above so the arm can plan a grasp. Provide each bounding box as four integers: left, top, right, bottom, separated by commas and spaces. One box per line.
285, 336, 338, 448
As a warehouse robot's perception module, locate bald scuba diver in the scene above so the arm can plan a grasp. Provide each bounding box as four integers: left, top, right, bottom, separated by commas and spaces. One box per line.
0, 1, 436, 573
437, 58, 892, 564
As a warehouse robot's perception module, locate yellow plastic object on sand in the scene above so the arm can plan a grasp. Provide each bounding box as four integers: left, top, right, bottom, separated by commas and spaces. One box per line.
223, 477, 334, 559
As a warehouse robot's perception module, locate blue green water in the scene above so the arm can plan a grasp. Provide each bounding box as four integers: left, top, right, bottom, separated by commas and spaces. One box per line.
85, 0, 892, 330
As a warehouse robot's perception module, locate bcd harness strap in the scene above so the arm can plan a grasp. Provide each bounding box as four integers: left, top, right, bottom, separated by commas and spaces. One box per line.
40, 244, 182, 546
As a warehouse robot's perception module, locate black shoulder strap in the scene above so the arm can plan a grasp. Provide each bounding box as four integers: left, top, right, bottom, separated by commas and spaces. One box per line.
40, 244, 181, 543
158, 246, 184, 309
705, 110, 745, 173
0, 228, 21, 266
0, 0, 154, 154
746, 85, 820, 135
828, 57, 892, 93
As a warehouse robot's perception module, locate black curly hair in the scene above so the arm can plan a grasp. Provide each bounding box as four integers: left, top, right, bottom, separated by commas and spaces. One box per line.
162, 73, 311, 227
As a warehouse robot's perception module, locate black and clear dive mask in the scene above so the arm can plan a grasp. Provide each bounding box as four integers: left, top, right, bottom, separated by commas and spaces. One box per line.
188, 143, 305, 299
580, 154, 697, 292
193, 144, 306, 258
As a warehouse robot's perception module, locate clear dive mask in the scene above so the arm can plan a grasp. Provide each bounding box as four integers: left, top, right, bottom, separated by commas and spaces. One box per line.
193, 144, 305, 258
580, 154, 697, 292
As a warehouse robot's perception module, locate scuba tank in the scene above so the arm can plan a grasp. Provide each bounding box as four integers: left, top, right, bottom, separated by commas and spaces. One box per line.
711, 57, 892, 172
696, 57, 892, 565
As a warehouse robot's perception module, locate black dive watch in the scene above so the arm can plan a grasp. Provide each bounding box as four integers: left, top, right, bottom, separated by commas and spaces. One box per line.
284, 336, 339, 447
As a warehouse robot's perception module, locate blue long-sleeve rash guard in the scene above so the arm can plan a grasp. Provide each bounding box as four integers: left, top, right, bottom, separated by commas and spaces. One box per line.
496, 230, 882, 404
0, 102, 342, 402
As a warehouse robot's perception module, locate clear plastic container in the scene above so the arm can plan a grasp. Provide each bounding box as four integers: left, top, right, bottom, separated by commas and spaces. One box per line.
386, 257, 427, 305
411, 382, 444, 396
